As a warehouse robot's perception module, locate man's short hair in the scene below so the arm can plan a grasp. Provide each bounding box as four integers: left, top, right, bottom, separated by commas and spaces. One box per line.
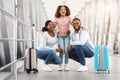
73, 18, 81, 22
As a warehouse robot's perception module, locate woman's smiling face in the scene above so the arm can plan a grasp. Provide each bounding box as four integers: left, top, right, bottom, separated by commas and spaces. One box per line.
47, 22, 55, 31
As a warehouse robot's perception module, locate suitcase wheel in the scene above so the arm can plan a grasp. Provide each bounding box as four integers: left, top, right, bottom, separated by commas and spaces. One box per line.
95, 70, 110, 74
26, 69, 31, 73
33, 69, 38, 73
95, 70, 99, 74
107, 70, 110, 74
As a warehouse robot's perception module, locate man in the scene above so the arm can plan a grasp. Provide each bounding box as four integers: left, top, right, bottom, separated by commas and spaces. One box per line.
69, 18, 94, 72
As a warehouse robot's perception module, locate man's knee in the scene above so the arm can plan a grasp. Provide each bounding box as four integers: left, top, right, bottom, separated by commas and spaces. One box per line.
90, 52, 94, 57
86, 52, 94, 58
74, 45, 82, 48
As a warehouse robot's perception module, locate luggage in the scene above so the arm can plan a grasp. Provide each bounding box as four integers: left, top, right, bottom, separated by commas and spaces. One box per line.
24, 48, 38, 73
94, 45, 110, 74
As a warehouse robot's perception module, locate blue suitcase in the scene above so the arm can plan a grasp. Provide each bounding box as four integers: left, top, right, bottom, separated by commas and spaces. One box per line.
94, 45, 110, 74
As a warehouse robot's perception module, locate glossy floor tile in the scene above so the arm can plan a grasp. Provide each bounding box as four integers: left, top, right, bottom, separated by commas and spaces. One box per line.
8, 53, 120, 80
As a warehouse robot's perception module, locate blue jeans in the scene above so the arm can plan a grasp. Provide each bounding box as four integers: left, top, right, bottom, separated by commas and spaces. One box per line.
36, 49, 62, 64
69, 45, 94, 66
58, 35, 70, 64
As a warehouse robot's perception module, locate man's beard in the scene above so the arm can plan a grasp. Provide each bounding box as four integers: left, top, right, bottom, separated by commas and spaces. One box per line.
74, 26, 80, 32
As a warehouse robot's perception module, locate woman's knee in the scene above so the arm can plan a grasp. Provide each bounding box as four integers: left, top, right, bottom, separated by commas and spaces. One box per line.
36, 50, 41, 57
57, 58, 62, 64
48, 49, 56, 55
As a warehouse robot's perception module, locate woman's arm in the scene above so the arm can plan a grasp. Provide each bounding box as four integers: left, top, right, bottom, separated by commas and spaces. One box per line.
41, 32, 56, 50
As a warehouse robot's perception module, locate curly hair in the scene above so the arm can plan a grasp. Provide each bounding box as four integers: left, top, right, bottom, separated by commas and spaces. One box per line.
55, 5, 70, 18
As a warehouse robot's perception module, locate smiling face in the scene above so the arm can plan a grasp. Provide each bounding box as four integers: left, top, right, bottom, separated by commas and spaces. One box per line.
72, 19, 81, 32
59, 6, 66, 16
47, 22, 55, 31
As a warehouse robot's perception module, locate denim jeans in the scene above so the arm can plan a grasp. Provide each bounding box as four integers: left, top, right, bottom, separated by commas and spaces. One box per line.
69, 45, 94, 66
57, 35, 70, 64
36, 49, 62, 64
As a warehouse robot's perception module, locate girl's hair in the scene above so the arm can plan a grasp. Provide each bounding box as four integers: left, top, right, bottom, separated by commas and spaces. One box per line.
42, 20, 52, 32
55, 5, 70, 18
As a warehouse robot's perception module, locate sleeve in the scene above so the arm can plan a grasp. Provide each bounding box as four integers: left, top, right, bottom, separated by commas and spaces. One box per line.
41, 32, 47, 48
54, 18, 58, 25
70, 32, 73, 44
69, 16, 72, 25
41, 32, 56, 50
70, 30, 89, 45
54, 18, 58, 33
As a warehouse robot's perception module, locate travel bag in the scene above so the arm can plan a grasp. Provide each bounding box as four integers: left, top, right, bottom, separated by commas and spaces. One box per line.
24, 48, 38, 73
94, 45, 110, 74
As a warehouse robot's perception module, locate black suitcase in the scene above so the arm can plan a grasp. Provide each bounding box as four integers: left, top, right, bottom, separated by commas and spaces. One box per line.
24, 48, 38, 73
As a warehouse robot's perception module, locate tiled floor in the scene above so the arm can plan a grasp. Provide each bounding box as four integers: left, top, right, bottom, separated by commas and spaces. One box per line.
6, 53, 120, 80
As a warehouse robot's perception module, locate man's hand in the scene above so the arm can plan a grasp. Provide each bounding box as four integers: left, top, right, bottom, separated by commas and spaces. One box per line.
81, 26, 87, 30
68, 45, 73, 51
67, 30, 70, 35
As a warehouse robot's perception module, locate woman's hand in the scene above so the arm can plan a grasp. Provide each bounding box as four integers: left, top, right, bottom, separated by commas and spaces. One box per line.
56, 48, 63, 53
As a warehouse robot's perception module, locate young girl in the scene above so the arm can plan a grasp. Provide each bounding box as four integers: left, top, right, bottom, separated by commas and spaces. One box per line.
54, 5, 72, 71
37, 20, 63, 72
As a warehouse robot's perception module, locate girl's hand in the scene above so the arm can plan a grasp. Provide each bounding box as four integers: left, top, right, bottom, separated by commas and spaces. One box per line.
81, 26, 87, 30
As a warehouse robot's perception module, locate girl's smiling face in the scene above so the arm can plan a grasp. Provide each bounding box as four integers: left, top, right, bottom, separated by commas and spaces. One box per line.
59, 6, 66, 16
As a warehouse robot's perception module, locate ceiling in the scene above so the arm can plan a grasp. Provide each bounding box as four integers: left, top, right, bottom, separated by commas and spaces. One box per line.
41, 0, 89, 20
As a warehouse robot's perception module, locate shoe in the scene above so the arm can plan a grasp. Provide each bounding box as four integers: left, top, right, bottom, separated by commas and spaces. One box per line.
86, 60, 90, 65
42, 64, 52, 72
41, 61, 52, 72
64, 64, 70, 71
40, 60, 45, 65
58, 65, 63, 71
77, 65, 88, 72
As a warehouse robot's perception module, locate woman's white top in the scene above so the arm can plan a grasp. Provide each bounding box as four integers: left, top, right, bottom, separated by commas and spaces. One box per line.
37, 31, 58, 50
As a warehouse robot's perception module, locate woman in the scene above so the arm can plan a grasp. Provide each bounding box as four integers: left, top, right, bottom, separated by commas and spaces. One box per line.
37, 20, 63, 72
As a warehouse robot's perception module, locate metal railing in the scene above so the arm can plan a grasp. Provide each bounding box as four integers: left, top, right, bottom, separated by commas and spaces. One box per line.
0, 7, 37, 80
94, 32, 120, 54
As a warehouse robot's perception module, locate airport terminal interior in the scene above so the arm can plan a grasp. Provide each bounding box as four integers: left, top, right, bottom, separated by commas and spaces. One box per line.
0, 0, 120, 80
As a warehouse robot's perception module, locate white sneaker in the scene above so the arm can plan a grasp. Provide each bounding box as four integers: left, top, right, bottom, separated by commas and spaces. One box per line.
86, 60, 90, 65
58, 65, 63, 71
41, 61, 52, 72
40, 60, 44, 65
42, 64, 52, 72
77, 65, 88, 72
64, 64, 70, 71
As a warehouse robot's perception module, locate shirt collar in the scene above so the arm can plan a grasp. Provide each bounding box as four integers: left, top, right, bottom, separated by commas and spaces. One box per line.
74, 28, 82, 34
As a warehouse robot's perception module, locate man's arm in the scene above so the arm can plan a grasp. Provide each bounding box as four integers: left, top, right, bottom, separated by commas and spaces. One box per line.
70, 30, 89, 45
